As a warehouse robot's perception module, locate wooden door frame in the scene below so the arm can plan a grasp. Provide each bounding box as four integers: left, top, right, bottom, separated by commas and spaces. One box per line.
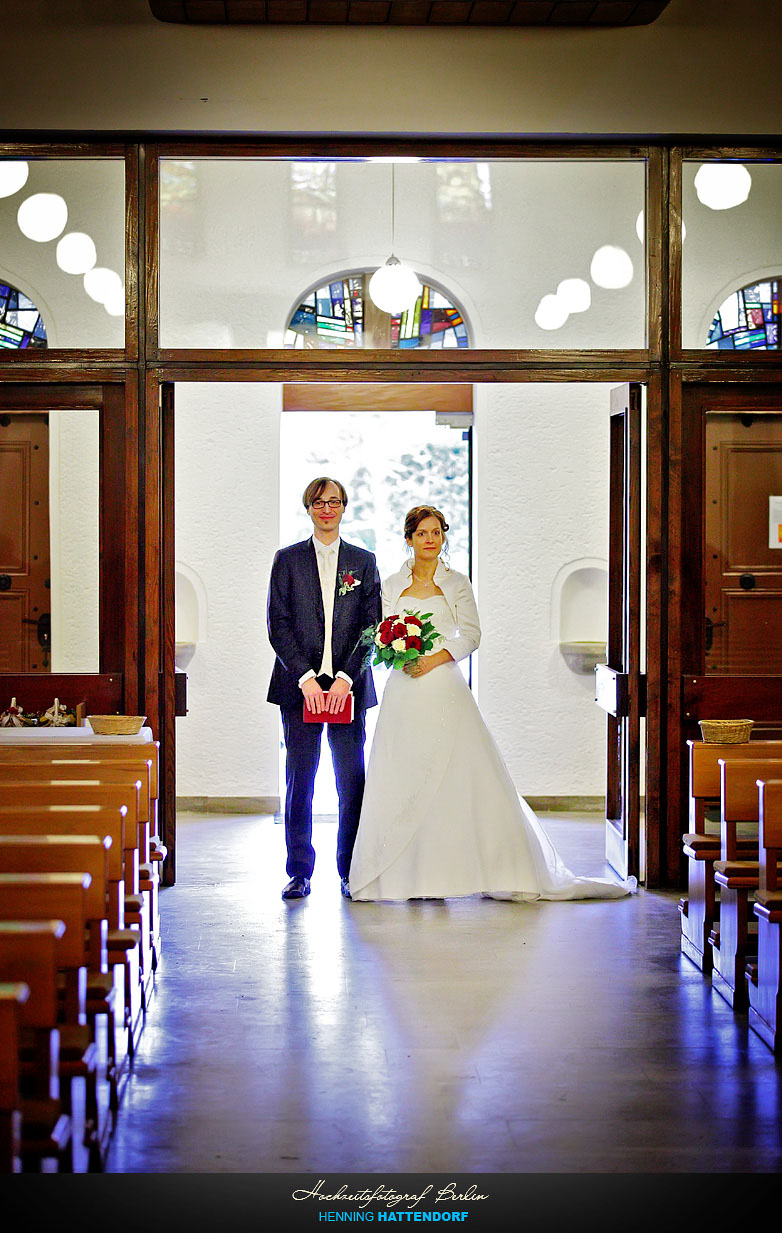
665, 375, 782, 885
5, 137, 782, 888
0, 378, 142, 720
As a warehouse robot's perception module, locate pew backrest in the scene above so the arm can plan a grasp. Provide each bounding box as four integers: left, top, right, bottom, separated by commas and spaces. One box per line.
757, 777, 782, 893
0, 873, 91, 970
0, 921, 65, 1027
689, 739, 782, 829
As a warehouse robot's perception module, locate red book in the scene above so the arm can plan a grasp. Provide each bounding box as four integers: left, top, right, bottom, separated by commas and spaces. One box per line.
303, 693, 354, 724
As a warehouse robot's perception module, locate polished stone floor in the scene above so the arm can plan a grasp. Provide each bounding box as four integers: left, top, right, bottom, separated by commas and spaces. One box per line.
104, 812, 782, 1174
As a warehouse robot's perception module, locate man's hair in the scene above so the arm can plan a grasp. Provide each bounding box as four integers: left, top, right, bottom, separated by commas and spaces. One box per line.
302, 476, 348, 510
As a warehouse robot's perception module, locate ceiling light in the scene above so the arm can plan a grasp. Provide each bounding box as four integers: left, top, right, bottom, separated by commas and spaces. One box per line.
369, 163, 421, 315
556, 278, 591, 314
590, 245, 633, 289
83, 266, 123, 305
56, 232, 97, 275
694, 163, 752, 210
535, 294, 569, 331
103, 286, 126, 317
0, 161, 29, 198
17, 192, 68, 242
368, 257, 421, 315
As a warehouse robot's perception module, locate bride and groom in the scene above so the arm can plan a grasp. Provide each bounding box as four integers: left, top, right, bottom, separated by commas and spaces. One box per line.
266, 475, 633, 904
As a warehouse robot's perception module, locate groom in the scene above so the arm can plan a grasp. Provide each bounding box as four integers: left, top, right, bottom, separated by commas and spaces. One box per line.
267, 476, 381, 902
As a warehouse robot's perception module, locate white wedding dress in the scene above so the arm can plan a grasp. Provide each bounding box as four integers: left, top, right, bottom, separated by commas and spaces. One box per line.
348, 594, 635, 903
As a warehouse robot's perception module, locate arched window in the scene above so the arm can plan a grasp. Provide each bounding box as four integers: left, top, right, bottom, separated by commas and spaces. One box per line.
0, 281, 47, 349
285, 273, 469, 349
707, 278, 780, 350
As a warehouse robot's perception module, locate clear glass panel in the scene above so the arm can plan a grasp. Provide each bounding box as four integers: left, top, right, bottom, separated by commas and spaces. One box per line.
0, 159, 125, 350
0, 409, 99, 676
683, 160, 782, 349
159, 159, 646, 350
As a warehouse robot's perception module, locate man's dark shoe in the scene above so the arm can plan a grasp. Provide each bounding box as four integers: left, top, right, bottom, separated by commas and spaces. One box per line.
282, 876, 311, 900
340, 877, 352, 900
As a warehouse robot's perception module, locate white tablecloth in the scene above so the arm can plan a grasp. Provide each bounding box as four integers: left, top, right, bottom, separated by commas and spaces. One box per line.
0, 725, 154, 744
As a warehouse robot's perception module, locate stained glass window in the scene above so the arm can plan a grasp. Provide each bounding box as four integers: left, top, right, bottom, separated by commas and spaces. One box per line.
0, 282, 47, 349
285, 275, 469, 349
707, 279, 780, 350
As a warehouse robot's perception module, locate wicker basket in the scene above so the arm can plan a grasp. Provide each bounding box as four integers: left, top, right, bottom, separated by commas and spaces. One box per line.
87, 714, 146, 736
699, 718, 754, 744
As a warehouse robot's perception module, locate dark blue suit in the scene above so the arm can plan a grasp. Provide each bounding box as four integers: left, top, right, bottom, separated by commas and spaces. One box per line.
267, 537, 381, 880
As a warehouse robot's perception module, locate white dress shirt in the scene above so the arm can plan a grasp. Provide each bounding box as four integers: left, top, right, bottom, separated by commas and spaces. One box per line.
298, 536, 353, 688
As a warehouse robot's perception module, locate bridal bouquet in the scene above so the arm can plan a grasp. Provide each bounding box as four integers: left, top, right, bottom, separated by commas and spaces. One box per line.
360, 610, 440, 671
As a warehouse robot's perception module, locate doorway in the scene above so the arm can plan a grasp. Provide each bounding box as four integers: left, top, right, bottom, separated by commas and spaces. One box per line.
279, 388, 473, 814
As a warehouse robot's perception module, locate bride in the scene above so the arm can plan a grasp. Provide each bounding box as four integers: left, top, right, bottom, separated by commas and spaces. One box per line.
348, 504, 635, 903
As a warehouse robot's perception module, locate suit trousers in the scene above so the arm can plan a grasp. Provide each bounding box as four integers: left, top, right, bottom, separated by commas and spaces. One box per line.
280, 680, 367, 880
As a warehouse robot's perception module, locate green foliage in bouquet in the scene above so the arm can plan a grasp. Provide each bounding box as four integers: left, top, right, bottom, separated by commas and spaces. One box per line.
359, 610, 440, 671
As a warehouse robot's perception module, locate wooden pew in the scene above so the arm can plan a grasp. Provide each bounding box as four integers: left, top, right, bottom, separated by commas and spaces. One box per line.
0, 766, 154, 971
0, 805, 141, 1066
0, 836, 121, 1127
748, 777, 782, 1053
710, 757, 782, 1009
680, 739, 782, 972
0, 982, 29, 1173
0, 779, 153, 1006
0, 873, 101, 1167
0, 921, 72, 1171
0, 747, 164, 972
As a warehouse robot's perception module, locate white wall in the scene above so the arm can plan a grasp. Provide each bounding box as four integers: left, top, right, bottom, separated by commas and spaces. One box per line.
174, 383, 280, 798
49, 410, 100, 673
4, 1, 782, 138
474, 384, 610, 797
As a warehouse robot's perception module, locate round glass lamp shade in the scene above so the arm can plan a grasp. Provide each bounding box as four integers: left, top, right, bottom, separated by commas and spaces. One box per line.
17, 193, 68, 242
103, 286, 126, 317
534, 293, 569, 331
0, 161, 29, 199
590, 245, 634, 290
694, 163, 752, 210
368, 257, 422, 315
83, 266, 123, 305
56, 232, 97, 275
556, 278, 591, 314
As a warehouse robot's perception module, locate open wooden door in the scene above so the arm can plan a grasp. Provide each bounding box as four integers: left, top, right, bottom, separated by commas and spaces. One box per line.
680, 385, 782, 749
595, 383, 644, 882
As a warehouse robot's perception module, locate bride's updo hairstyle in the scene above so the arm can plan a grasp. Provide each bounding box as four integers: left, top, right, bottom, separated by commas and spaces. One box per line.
404, 505, 450, 560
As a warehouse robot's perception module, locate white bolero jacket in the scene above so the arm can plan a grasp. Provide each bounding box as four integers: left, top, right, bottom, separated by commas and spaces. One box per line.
381, 560, 481, 665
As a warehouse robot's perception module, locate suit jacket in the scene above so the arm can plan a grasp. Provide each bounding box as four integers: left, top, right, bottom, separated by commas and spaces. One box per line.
382, 560, 481, 664
267, 537, 382, 711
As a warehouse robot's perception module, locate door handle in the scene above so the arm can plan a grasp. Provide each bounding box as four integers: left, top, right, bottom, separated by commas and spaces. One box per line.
705, 615, 727, 652
21, 612, 51, 649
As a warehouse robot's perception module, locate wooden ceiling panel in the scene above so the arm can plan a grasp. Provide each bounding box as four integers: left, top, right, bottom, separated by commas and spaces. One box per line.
148, 0, 672, 25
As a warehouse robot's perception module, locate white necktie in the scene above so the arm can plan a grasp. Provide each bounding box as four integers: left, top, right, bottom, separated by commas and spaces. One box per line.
317, 547, 336, 678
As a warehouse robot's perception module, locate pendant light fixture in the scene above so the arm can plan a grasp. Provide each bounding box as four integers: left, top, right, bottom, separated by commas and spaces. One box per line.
368, 163, 421, 315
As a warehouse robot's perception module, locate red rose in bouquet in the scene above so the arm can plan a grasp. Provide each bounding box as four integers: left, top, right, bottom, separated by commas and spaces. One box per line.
359, 609, 441, 671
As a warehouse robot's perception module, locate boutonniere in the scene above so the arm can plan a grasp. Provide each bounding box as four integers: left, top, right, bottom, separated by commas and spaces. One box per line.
338, 568, 361, 597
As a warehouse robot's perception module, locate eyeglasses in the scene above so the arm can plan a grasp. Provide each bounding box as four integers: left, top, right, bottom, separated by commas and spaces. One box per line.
310, 498, 343, 509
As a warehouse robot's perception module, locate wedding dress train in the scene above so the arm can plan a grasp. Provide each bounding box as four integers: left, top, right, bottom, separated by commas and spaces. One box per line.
348, 595, 635, 903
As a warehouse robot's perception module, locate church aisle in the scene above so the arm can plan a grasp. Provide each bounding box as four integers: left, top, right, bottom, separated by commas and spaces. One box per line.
105, 812, 782, 1174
